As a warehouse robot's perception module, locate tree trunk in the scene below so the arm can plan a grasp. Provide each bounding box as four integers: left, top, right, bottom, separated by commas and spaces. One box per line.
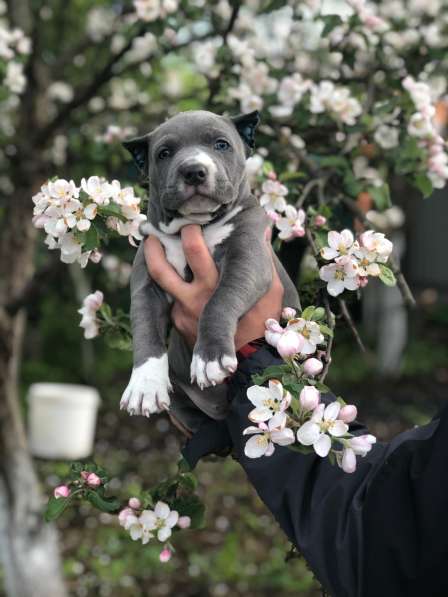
0, 191, 68, 597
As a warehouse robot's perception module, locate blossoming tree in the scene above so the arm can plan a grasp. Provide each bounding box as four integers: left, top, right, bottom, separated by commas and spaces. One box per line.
1, 0, 447, 594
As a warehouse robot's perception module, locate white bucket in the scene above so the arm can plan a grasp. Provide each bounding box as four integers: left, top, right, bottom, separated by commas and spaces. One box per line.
27, 383, 101, 460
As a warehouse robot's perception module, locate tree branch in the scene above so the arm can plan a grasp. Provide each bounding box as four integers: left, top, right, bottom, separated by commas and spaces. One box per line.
338, 298, 367, 354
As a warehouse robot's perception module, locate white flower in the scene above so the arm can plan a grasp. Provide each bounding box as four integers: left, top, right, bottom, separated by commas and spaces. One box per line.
247, 380, 291, 423
48, 81, 74, 103
47, 179, 80, 203
4, 61, 26, 94
353, 156, 383, 187
407, 112, 434, 138
78, 290, 104, 339
109, 180, 140, 207
43, 199, 82, 237
243, 412, 295, 458
320, 229, 357, 260
358, 230, 393, 262
286, 318, 324, 355
296, 402, 349, 457
320, 256, 360, 297
338, 434, 376, 473
276, 205, 306, 240
374, 125, 400, 149
352, 246, 381, 277
81, 176, 113, 205
124, 513, 154, 545
139, 501, 179, 542
259, 179, 288, 213
264, 317, 284, 347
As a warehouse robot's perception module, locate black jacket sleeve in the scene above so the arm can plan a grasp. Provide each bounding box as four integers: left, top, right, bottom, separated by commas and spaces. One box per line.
182, 344, 448, 597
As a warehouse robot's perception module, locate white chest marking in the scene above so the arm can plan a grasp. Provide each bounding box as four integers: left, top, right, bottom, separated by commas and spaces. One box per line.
142, 206, 242, 279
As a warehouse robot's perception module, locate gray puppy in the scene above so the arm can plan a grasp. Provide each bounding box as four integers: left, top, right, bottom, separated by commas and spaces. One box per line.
120, 109, 300, 433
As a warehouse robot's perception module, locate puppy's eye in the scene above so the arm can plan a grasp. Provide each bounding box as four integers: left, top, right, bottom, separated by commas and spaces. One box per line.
214, 139, 230, 151
158, 148, 171, 160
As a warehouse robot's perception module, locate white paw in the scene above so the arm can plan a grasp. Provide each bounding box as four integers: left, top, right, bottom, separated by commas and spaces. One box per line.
120, 355, 172, 417
190, 353, 237, 389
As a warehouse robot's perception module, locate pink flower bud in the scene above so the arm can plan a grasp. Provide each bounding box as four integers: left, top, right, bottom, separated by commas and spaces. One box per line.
299, 386, 320, 411
281, 307, 297, 321
339, 405, 357, 423
177, 516, 191, 529
54, 485, 71, 499
118, 507, 134, 526
303, 358, 323, 377
128, 497, 141, 510
314, 215, 327, 227
277, 330, 304, 358
267, 171, 277, 180
86, 472, 101, 488
84, 290, 103, 311
159, 548, 172, 563
80, 471, 90, 480
342, 447, 357, 473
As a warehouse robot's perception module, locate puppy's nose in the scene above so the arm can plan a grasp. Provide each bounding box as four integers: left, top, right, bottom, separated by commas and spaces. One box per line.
180, 162, 208, 186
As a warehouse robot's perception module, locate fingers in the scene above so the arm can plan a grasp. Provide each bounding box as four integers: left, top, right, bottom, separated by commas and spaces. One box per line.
144, 235, 190, 301
181, 225, 219, 288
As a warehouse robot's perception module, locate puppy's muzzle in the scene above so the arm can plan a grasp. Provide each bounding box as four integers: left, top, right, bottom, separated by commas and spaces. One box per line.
179, 160, 208, 186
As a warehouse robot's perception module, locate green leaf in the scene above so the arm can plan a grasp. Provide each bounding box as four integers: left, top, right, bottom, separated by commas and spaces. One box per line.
44, 495, 73, 522
82, 225, 100, 251
319, 324, 333, 337
368, 184, 391, 211
177, 457, 192, 474
378, 264, 397, 287
314, 381, 330, 393
414, 173, 433, 198
104, 328, 132, 351
314, 154, 348, 169
301, 305, 316, 320
98, 203, 127, 222
252, 364, 290, 385
171, 494, 205, 529
178, 473, 198, 493
279, 171, 307, 181
86, 490, 121, 513
310, 307, 325, 321
320, 14, 344, 36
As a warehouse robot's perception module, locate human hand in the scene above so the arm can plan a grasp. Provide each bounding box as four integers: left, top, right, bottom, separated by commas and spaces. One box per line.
144, 225, 284, 350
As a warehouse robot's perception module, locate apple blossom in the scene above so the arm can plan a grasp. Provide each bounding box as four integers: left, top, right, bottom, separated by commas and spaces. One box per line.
123, 512, 154, 545
281, 307, 297, 321
244, 412, 295, 458
320, 229, 357, 261
303, 358, 324, 377
296, 402, 349, 457
276, 330, 305, 358
118, 507, 134, 527
54, 485, 70, 499
259, 179, 288, 213
314, 215, 327, 227
319, 256, 360, 297
78, 291, 104, 339
358, 230, 393, 262
85, 472, 101, 487
286, 318, 324, 355
299, 386, 320, 411
177, 516, 191, 529
339, 405, 358, 423
139, 502, 179, 542
159, 548, 172, 563
348, 434, 376, 457
264, 317, 284, 347
247, 380, 291, 423
276, 205, 306, 240
128, 497, 142, 510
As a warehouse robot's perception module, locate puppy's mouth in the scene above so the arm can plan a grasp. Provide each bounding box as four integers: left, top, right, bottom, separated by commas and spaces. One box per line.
176, 194, 222, 222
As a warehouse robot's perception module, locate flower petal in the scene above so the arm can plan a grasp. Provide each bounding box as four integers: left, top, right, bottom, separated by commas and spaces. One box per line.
157, 526, 172, 542
247, 385, 271, 408
248, 406, 273, 423
271, 427, 295, 446
165, 510, 179, 528
296, 421, 321, 446
139, 510, 157, 530
341, 447, 357, 473
154, 501, 170, 519
324, 401, 341, 421
330, 420, 349, 437
244, 434, 269, 458
314, 433, 332, 457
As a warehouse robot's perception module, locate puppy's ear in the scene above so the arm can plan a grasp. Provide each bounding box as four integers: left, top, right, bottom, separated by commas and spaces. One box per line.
230, 110, 260, 155
122, 134, 150, 176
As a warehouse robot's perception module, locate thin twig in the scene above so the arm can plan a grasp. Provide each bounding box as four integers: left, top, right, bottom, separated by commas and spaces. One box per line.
339, 195, 416, 308
338, 298, 366, 353
295, 178, 321, 209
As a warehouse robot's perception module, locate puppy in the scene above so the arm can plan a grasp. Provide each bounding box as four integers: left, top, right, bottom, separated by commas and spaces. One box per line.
120, 109, 300, 433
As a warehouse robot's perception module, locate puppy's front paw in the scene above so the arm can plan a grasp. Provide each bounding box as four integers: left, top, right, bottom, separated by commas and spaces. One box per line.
120, 355, 172, 417
190, 349, 237, 390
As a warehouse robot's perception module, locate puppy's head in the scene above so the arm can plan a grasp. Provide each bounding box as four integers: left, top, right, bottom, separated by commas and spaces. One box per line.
123, 109, 259, 228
